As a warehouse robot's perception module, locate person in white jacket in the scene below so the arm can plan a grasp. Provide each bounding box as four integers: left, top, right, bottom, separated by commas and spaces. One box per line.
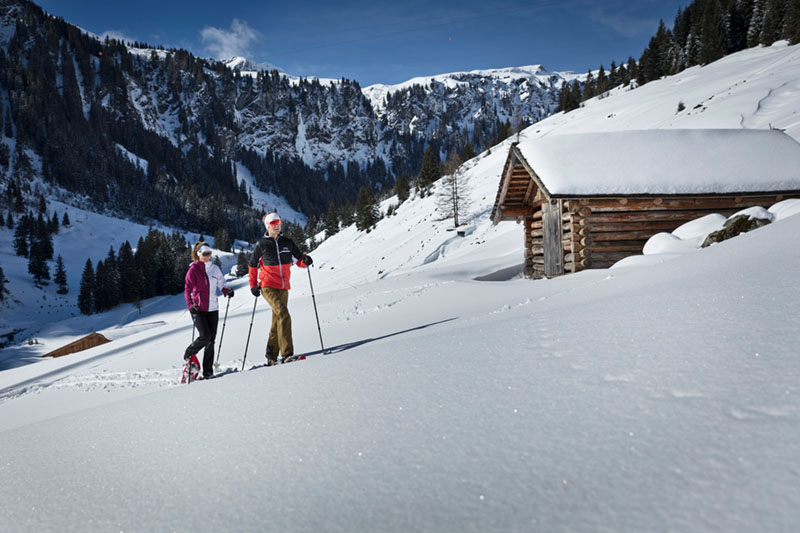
183, 241, 233, 378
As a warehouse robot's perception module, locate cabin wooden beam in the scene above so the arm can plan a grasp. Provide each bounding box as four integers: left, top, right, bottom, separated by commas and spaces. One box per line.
498, 205, 535, 218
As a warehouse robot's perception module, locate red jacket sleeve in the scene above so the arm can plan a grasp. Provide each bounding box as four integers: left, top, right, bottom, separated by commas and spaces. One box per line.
248, 265, 258, 288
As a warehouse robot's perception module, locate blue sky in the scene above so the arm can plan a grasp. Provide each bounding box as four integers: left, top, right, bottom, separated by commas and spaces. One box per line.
40, 0, 689, 86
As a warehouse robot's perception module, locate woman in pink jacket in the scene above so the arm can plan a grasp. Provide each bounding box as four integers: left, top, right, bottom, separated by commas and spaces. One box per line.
183, 241, 233, 379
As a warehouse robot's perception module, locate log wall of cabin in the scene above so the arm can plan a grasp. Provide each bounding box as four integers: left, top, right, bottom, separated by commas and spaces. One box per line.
562, 193, 800, 272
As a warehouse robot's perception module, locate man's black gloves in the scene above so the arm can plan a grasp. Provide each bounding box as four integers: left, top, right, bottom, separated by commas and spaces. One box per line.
303, 254, 313, 266
251, 286, 261, 297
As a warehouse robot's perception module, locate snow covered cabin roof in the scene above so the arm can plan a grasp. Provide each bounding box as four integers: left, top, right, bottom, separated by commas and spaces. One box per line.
513, 129, 800, 197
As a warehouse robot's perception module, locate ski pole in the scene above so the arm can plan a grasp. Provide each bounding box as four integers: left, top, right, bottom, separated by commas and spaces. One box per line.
242, 292, 259, 371
307, 266, 325, 352
214, 296, 231, 368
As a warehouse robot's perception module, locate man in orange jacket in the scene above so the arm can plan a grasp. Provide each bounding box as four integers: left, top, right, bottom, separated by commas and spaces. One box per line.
248, 212, 312, 365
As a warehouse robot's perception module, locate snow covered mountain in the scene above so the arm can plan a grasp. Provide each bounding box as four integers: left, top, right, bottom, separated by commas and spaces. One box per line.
363, 65, 575, 138
0, 0, 582, 227
1, 23, 800, 532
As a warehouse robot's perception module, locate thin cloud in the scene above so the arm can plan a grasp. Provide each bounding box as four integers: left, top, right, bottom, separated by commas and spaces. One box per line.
201, 19, 260, 59
587, 5, 666, 39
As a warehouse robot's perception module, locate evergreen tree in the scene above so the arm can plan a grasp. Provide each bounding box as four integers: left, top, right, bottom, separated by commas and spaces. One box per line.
748, 0, 766, 47
340, 203, 355, 227
103, 246, 121, 308
583, 71, 596, 100
355, 187, 379, 232
213, 227, 231, 252
395, 174, 410, 203
27, 239, 50, 285
236, 250, 249, 277
325, 202, 340, 237
462, 141, 476, 161
0, 263, 5, 301
78, 259, 95, 315
49, 211, 59, 234
94, 259, 107, 312
726, 0, 749, 52
12, 214, 30, 257
701, 0, 727, 64
3, 107, 11, 138
760, 0, 784, 45
597, 65, 608, 95
35, 213, 53, 261
117, 241, 137, 303
62, 211, 70, 227
54, 255, 68, 294
787, 0, 800, 44
6, 211, 12, 228
13, 187, 23, 213
417, 146, 441, 189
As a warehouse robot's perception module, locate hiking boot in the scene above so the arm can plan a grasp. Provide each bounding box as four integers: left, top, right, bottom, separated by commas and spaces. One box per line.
266, 358, 278, 366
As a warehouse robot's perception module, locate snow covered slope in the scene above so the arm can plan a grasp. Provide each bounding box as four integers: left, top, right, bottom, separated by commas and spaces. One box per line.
1, 41, 800, 532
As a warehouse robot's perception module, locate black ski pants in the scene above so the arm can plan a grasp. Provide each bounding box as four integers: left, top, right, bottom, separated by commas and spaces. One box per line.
184, 310, 219, 375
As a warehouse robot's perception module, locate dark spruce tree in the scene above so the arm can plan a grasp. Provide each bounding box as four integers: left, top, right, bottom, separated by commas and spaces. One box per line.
35, 213, 54, 261
355, 186, 379, 232
759, 0, 783, 45
93, 259, 107, 312
54, 255, 68, 294
787, 0, 800, 44
461, 141, 476, 162
701, 0, 727, 64
49, 211, 59, 234
12, 214, 29, 257
395, 174, 410, 203
117, 241, 138, 304
78, 259, 95, 315
27, 238, 50, 285
213, 227, 231, 252
236, 250, 249, 277
325, 201, 340, 237
417, 146, 441, 189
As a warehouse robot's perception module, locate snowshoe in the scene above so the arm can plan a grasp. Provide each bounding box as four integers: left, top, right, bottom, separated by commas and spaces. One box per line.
181, 355, 201, 383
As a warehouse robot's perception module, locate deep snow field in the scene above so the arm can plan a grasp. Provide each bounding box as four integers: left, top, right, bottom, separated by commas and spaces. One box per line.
1, 41, 800, 531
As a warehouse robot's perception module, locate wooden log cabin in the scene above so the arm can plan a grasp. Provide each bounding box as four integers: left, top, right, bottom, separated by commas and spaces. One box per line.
491, 129, 800, 279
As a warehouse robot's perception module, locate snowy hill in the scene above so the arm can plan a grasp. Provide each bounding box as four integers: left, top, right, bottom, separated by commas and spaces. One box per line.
1, 39, 800, 532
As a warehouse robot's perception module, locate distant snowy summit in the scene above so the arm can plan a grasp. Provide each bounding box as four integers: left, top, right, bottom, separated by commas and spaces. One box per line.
223, 56, 284, 75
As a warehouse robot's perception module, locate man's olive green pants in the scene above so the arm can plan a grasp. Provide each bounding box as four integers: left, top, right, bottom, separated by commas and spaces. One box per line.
261, 286, 293, 360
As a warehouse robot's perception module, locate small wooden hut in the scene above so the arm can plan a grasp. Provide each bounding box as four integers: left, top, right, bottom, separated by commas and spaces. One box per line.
42, 332, 111, 358
491, 129, 800, 279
